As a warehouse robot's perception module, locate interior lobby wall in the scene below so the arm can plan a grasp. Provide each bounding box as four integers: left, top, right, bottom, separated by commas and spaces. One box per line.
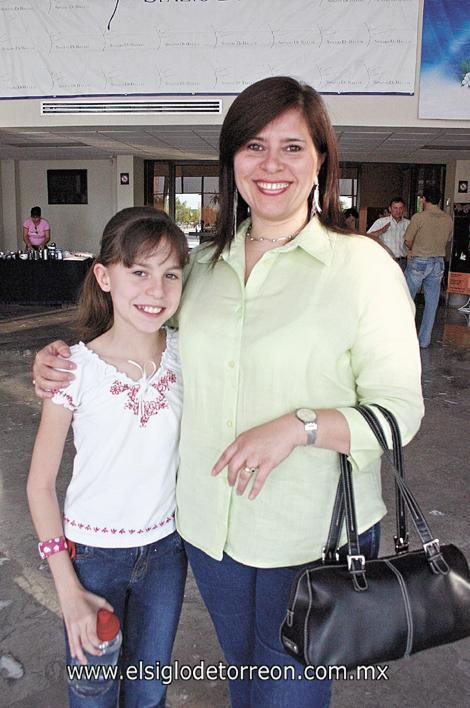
454, 161, 470, 203
0, 162, 3, 247
18, 159, 114, 253
133, 158, 145, 207
0, 160, 21, 252
361, 164, 407, 211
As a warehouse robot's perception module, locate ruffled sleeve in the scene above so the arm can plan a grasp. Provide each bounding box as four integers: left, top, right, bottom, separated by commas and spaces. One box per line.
51, 343, 87, 412
161, 327, 181, 377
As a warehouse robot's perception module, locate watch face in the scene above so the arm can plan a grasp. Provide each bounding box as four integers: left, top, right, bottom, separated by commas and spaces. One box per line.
297, 408, 317, 423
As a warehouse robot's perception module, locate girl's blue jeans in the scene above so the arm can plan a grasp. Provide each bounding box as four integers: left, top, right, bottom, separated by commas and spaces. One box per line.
185, 523, 380, 708
66, 530, 187, 708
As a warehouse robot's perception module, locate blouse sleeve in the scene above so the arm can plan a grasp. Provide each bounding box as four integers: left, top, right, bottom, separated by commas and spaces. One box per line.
336, 244, 424, 472
163, 327, 182, 378
50, 346, 85, 412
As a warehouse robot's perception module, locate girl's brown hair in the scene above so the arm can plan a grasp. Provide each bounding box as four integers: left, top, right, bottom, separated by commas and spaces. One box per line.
75, 207, 188, 342
210, 75, 346, 264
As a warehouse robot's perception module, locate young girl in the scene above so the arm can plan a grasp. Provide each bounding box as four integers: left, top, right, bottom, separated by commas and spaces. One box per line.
27, 207, 189, 707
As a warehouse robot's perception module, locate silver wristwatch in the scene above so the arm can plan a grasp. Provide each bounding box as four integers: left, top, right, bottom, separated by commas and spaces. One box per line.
295, 408, 318, 446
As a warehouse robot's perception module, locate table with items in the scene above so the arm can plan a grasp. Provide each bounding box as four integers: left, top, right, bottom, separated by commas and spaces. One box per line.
0, 251, 94, 304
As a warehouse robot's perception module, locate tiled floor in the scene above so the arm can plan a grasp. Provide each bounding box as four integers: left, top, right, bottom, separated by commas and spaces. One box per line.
0, 302, 469, 707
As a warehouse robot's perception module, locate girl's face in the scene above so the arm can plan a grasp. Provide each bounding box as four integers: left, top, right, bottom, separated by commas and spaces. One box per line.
94, 239, 183, 336
233, 108, 325, 228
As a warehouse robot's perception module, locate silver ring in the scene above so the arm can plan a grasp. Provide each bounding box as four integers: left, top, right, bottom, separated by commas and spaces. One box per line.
32, 379, 36, 386
242, 466, 258, 475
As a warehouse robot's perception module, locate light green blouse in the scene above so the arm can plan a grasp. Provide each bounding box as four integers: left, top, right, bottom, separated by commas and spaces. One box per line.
175, 218, 424, 567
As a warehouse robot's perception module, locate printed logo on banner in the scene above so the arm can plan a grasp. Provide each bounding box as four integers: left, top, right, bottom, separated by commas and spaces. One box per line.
0, 0, 420, 98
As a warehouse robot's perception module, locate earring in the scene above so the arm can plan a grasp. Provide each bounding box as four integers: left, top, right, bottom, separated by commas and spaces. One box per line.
233, 187, 239, 236
311, 183, 322, 217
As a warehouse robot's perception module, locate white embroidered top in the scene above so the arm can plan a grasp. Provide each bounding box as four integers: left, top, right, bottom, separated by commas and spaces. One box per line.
51, 328, 182, 548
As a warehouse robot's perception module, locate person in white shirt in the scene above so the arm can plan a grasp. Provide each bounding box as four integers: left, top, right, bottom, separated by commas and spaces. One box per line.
27, 207, 188, 707
367, 197, 410, 270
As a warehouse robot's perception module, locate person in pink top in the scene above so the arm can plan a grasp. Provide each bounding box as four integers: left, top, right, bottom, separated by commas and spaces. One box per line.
23, 206, 51, 249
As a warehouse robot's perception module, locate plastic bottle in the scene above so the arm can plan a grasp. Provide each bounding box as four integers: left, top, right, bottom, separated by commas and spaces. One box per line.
68, 609, 122, 697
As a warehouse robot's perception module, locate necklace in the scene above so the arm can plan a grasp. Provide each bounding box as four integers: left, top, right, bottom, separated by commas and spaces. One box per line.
245, 224, 302, 243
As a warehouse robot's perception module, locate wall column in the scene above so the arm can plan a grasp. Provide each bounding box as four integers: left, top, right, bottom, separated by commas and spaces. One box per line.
115, 155, 144, 212
0, 160, 21, 251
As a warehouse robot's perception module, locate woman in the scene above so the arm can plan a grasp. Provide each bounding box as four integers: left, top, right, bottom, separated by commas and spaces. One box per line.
23, 206, 51, 250
343, 207, 359, 231
33, 77, 423, 707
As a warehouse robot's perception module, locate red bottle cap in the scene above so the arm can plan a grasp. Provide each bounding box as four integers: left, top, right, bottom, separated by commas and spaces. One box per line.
96, 609, 120, 641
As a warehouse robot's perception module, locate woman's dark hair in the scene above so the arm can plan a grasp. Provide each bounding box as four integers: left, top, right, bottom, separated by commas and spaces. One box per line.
343, 207, 359, 220
31, 206, 41, 218
75, 207, 188, 342
211, 76, 345, 263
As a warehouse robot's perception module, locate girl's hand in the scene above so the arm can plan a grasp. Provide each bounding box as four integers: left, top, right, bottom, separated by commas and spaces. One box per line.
211, 413, 305, 500
61, 587, 114, 665
32, 341, 75, 398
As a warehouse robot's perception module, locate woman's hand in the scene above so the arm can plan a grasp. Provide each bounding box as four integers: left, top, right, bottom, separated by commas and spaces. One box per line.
212, 409, 350, 500
32, 341, 75, 398
61, 586, 114, 665
212, 413, 305, 500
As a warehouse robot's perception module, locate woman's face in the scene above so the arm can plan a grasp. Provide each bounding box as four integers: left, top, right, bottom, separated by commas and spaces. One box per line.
233, 108, 324, 227
345, 214, 356, 230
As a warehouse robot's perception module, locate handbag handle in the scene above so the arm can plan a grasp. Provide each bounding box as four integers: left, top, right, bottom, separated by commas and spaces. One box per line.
361, 404, 409, 551
323, 405, 449, 590
323, 403, 408, 561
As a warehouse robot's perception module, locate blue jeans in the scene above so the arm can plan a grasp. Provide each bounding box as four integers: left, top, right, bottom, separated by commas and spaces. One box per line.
396, 257, 408, 272
405, 256, 445, 348
185, 523, 380, 708
66, 531, 187, 708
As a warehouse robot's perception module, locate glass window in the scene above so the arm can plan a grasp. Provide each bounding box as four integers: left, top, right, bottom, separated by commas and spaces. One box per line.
182, 176, 203, 194
338, 177, 358, 211
147, 162, 170, 215
204, 176, 219, 194
146, 161, 219, 246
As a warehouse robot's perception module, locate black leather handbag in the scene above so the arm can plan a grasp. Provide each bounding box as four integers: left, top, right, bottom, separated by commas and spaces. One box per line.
280, 405, 470, 670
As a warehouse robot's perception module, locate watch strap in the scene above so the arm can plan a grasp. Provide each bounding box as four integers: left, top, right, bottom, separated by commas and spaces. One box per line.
304, 421, 318, 446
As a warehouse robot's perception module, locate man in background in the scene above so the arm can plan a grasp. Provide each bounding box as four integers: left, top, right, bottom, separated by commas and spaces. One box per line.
367, 197, 410, 270
404, 188, 453, 348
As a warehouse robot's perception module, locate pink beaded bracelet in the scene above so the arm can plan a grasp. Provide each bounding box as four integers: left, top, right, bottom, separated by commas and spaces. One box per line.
38, 536, 68, 560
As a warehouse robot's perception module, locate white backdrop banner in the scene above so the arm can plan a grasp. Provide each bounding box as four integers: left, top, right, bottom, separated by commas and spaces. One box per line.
0, 0, 419, 98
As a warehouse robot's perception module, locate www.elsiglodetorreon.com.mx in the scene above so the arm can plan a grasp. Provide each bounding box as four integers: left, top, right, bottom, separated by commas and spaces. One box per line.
67, 659, 390, 684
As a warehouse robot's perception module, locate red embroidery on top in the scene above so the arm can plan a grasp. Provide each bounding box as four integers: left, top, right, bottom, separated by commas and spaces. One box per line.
52, 390, 76, 409
109, 370, 176, 427
63, 511, 175, 537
